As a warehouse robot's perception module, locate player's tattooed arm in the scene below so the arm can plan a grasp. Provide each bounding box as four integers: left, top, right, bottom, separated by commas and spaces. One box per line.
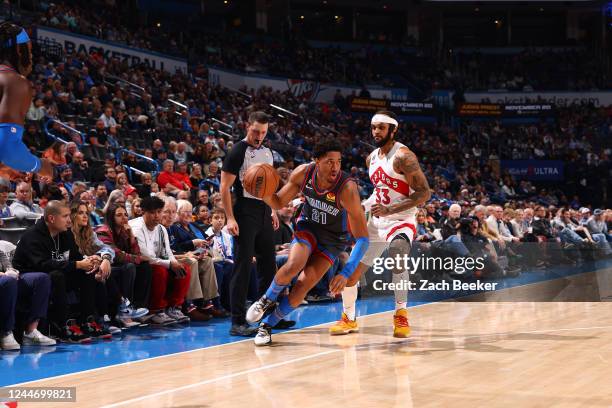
382, 148, 431, 215
262, 164, 308, 210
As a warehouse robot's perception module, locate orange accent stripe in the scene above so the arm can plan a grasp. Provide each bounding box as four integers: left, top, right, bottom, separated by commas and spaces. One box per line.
313, 249, 334, 265
295, 230, 317, 250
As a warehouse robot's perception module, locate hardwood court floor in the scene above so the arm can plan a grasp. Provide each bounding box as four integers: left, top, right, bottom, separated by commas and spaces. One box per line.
14, 272, 612, 408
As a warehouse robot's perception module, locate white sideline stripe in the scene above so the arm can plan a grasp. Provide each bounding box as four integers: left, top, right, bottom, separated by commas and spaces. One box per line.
99, 349, 342, 408
8, 307, 403, 387
11, 268, 610, 387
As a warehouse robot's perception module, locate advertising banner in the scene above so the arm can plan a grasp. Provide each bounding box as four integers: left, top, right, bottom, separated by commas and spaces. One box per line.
36, 26, 188, 73
501, 160, 564, 181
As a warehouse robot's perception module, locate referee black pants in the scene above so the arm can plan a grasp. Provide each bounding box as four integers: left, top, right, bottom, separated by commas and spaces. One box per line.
230, 198, 276, 325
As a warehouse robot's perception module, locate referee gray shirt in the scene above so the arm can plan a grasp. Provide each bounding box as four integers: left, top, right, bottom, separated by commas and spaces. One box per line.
222, 139, 273, 201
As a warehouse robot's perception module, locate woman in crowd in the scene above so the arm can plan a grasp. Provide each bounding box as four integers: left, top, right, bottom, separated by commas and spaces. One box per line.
163, 198, 224, 320
189, 163, 204, 189
210, 192, 223, 209
130, 197, 143, 219
116, 173, 135, 197
74, 190, 103, 226
71, 201, 146, 333
415, 209, 436, 243
137, 173, 153, 198
510, 208, 525, 238
96, 203, 153, 327
192, 204, 211, 234
103, 189, 126, 215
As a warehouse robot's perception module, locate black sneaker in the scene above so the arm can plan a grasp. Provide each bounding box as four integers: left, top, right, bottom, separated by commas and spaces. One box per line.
229, 323, 258, 337
56, 320, 92, 344
254, 323, 272, 346
246, 295, 277, 324
273, 319, 296, 330
81, 316, 112, 340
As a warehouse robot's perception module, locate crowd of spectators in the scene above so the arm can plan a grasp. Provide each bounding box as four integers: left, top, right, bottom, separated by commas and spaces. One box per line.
16, 1, 610, 91
410, 202, 611, 283
0, 6, 611, 351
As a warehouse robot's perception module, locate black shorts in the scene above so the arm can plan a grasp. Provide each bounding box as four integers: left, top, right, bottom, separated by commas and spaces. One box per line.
292, 221, 347, 265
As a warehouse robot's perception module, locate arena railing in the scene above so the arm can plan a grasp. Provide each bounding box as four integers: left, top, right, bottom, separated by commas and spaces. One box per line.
116, 149, 160, 180
44, 118, 84, 146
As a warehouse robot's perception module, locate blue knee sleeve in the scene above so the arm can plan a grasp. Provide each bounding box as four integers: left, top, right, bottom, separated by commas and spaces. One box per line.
0, 123, 41, 172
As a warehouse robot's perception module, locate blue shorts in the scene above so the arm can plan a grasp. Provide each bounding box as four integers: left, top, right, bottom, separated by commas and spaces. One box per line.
0, 123, 41, 172
292, 221, 347, 265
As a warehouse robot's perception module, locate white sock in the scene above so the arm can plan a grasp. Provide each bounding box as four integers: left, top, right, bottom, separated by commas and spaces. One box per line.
392, 270, 409, 311
342, 285, 358, 321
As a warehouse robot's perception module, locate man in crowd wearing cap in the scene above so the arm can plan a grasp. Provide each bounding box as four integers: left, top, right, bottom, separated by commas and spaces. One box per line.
587, 209, 611, 242
585, 209, 612, 255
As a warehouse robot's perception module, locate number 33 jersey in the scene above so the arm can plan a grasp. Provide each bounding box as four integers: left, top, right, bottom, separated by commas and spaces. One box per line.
367, 141, 417, 223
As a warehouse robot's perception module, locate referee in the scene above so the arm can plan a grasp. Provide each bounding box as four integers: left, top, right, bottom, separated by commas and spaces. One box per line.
221, 111, 295, 336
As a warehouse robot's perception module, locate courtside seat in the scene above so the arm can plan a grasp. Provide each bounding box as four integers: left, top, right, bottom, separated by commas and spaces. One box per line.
0, 227, 27, 245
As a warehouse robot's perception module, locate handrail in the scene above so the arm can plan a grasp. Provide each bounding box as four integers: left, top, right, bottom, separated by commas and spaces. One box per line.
117, 148, 160, 178
44, 118, 84, 146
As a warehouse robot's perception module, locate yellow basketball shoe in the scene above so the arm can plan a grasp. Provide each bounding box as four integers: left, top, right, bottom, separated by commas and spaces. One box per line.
329, 313, 359, 335
393, 309, 411, 338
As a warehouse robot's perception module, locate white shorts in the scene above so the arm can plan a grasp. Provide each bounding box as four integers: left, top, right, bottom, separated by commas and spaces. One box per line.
361, 215, 416, 267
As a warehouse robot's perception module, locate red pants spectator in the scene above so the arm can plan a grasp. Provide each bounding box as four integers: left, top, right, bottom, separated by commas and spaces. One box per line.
149, 264, 191, 311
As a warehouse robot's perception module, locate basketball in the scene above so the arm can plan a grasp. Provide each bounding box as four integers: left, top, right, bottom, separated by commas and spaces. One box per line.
243, 163, 279, 198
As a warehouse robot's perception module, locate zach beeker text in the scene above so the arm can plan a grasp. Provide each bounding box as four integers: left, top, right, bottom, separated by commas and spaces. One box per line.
372, 279, 498, 292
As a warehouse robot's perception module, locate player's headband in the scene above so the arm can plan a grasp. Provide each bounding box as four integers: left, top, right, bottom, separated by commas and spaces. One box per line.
4, 28, 30, 47
371, 114, 398, 127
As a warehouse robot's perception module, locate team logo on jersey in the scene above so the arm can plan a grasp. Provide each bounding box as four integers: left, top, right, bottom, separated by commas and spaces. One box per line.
370, 167, 411, 195
325, 192, 336, 202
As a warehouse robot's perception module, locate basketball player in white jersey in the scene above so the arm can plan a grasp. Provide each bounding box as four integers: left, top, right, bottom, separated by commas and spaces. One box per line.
329, 110, 431, 337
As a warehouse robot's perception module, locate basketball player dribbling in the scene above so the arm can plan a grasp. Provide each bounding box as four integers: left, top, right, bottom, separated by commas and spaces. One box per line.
246, 138, 370, 346
329, 110, 431, 338
0, 22, 54, 179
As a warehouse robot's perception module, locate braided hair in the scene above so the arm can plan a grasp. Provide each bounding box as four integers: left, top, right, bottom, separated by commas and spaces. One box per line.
0, 22, 32, 74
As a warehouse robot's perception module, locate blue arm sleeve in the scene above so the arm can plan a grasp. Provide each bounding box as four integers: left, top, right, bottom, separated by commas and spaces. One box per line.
340, 237, 369, 278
